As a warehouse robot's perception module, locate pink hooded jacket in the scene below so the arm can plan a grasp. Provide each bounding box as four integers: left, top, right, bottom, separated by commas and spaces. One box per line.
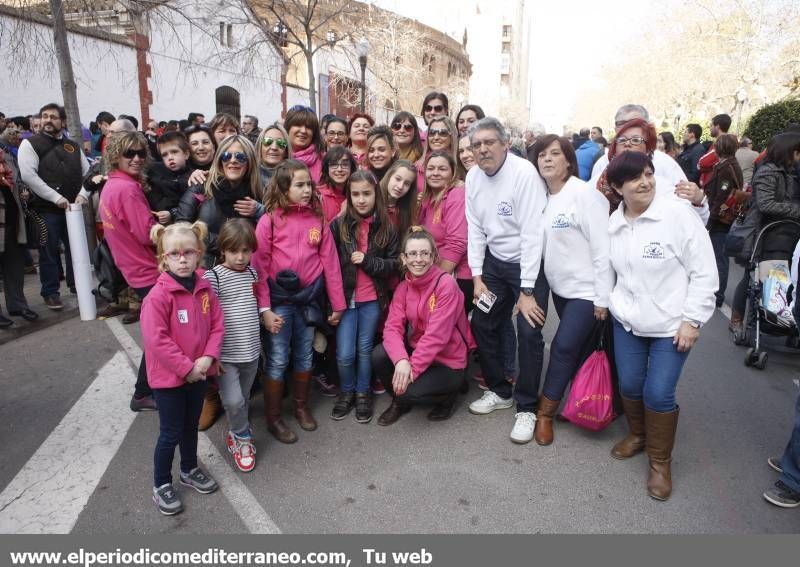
99, 170, 159, 288
141, 270, 224, 389
252, 204, 346, 312
417, 185, 470, 279
318, 183, 346, 224
383, 265, 476, 379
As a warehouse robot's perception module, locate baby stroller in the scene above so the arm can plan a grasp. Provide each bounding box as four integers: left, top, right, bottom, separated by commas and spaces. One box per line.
733, 219, 800, 369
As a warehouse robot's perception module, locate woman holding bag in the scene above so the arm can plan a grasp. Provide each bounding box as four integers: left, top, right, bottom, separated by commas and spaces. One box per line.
605, 151, 717, 501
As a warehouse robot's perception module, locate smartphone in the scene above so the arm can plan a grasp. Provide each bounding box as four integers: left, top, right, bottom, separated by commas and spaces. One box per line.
475, 290, 497, 314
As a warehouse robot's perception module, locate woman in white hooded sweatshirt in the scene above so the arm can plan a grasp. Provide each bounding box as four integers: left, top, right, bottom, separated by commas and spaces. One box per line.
530, 135, 613, 446
605, 151, 717, 502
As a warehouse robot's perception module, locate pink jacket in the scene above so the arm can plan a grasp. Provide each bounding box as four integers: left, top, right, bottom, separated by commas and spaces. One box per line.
318, 183, 346, 224
293, 145, 323, 183
141, 270, 224, 389
99, 170, 159, 288
417, 185, 470, 279
252, 204, 346, 311
383, 265, 476, 379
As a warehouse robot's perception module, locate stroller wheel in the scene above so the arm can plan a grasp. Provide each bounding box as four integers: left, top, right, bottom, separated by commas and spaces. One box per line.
744, 348, 755, 367
754, 352, 768, 370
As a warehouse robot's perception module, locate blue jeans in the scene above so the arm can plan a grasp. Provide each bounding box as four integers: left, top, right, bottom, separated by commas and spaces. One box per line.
152, 381, 207, 487
541, 295, 596, 401
38, 210, 74, 298
612, 318, 689, 412
709, 230, 729, 307
336, 300, 381, 394
267, 303, 314, 380
778, 389, 800, 492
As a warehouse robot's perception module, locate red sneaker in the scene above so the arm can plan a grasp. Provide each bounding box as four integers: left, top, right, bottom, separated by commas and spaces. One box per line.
229, 433, 256, 473
371, 378, 386, 395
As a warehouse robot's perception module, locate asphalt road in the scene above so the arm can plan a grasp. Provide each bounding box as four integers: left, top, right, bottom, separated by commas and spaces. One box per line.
1, 265, 799, 534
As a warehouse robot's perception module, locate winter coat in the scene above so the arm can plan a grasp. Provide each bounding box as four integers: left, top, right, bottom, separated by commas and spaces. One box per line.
677, 141, 706, 183
144, 162, 191, 218
705, 157, 744, 233
753, 162, 800, 260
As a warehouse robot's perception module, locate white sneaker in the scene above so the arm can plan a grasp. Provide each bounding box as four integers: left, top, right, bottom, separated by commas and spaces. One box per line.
469, 390, 514, 415
510, 412, 536, 444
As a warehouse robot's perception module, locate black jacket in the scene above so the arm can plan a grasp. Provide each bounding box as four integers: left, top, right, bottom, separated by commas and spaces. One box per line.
753, 163, 800, 260
705, 157, 744, 232
677, 141, 706, 183
144, 162, 190, 218
329, 214, 399, 309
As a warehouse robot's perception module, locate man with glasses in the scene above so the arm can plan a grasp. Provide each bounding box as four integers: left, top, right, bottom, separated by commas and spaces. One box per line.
465, 117, 550, 445
18, 103, 91, 310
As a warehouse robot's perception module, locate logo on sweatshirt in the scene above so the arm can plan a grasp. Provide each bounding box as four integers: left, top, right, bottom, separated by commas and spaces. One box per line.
433, 206, 442, 224
551, 213, 570, 229
642, 242, 665, 259
177, 309, 189, 324
497, 201, 513, 216
308, 227, 321, 245
201, 292, 210, 314
428, 293, 436, 312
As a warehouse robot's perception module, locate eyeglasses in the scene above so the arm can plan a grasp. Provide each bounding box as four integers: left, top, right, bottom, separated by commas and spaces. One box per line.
428, 128, 449, 138
329, 161, 351, 170
262, 137, 288, 149
424, 104, 444, 113
326, 131, 347, 139
221, 151, 248, 163
122, 148, 148, 159
163, 249, 199, 261
404, 250, 432, 259
470, 139, 499, 151
391, 122, 414, 132
616, 136, 646, 146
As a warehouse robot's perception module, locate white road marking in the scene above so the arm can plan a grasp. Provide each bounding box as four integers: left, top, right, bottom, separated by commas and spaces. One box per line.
720, 303, 732, 321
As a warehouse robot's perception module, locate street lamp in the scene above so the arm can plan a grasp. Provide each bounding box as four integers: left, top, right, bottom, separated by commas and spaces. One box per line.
356, 37, 369, 113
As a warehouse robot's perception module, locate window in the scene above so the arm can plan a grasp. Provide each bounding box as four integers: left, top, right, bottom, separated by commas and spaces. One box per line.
226, 24, 233, 47
502, 25, 511, 40
422, 54, 428, 66
428, 55, 435, 73
502, 42, 510, 54
219, 22, 225, 46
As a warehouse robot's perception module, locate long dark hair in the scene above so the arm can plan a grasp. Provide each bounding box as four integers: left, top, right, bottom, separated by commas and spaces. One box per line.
379, 160, 418, 239
264, 159, 322, 219
340, 170, 393, 248
320, 146, 357, 188
391, 111, 423, 162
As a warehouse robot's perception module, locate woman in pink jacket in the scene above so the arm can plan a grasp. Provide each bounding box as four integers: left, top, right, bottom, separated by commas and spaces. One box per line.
284, 106, 324, 183
140, 221, 224, 516
372, 227, 475, 425
417, 150, 471, 311
253, 160, 346, 443
99, 131, 159, 412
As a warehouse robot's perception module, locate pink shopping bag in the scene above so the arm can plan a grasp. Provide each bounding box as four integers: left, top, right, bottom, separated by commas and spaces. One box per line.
562, 350, 614, 431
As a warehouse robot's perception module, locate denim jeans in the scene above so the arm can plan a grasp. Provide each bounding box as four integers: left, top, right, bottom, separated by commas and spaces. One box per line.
267, 303, 314, 380
218, 358, 259, 435
38, 210, 74, 298
778, 389, 800, 492
612, 318, 689, 412
336, 300, 381, 394
470, 251, 549, 412
152, 380, 207, 487
709, 231, 729, 307
541, 295, 596, 402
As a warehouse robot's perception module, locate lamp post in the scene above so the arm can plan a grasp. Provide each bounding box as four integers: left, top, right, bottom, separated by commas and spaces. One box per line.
356, 37, 369, 113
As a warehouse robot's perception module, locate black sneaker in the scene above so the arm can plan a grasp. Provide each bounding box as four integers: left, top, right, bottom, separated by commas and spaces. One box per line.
44, 295, 63, 310
153, 484, 183, 515
354, 392, 373, 424
179, 467, 218, 494
763, 480, 800, 508
331, 393, 355, 420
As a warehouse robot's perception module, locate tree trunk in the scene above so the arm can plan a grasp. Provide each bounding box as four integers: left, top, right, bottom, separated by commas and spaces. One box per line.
49, 0, 82, 141
305, 48, 317, 113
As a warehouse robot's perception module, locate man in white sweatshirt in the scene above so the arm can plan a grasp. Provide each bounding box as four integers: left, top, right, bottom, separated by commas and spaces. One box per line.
465, 117, 550, 444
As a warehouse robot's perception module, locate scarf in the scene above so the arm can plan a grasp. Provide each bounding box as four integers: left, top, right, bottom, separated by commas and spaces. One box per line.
292, 144, 322, 182
212, 179, 251, 219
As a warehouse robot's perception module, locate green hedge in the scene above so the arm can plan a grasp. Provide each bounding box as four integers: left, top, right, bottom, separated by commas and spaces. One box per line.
743, 98, 800, 151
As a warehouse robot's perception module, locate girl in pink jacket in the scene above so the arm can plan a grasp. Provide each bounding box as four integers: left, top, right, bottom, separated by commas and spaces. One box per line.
140, 221, 224, 516
372, 227, 476, 426
253, 160, 346, 444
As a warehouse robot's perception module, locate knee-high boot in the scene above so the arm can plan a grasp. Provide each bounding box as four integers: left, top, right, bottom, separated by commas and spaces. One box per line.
264, 379, 297, 444
611, 397, 646, 459
293, 371, 317, 431
645, 406, 679, 501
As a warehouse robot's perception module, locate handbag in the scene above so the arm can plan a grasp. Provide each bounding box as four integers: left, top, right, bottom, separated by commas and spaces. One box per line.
562, 320, 615, 431
21, 201, 47, 249
725, 196, 761, 263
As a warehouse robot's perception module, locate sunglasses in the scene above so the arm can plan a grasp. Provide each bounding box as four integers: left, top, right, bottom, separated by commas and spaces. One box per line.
262, 137, 288, 149
221, 151, 248, 163
391, 122, 415, 132
424, 104, 444, 113
428, 128, 450, 138
122, 148, 147, 159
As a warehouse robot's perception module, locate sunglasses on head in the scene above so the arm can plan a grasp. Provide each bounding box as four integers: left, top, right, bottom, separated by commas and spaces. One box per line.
391, 122, 415, 132
262, 137, 288, 149
122, 148, 147, 159
424, 104, 444, 113
221, 151, 248, 163
428, 128, 450, 138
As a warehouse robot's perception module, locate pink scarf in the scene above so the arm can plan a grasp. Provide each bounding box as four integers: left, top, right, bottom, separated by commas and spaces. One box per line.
293, 144, 323, 183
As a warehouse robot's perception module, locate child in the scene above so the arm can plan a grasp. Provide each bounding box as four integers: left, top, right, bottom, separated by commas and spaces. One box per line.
252, 159, 346, 443
145, 131, 192, 225
203, 219, 270, 472
329, 171, 399, 422
141, 221, 224, 515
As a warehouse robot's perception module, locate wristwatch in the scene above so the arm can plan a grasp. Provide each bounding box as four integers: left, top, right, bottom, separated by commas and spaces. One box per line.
685, 319, 702, 329
521, 287, 535, 297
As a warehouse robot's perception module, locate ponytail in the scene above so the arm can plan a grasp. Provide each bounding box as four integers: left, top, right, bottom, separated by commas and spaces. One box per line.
152, 221, 208, 271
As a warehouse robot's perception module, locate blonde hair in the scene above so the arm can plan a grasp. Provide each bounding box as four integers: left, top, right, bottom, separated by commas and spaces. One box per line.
203, 135, 262, 201
104, 131, 150, 175
256, 122, 293, 171
150, 221, 208, 272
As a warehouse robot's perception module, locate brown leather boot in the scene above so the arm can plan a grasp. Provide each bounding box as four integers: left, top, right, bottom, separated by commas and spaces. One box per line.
377, 397, 411, 426
645, 406, 679, 501
264, 379, 297, 444
292, 371, 317, 431
533, 396, 561, 445
729, 310, 743, 333
611, 398, 646, 459
198, 387, 222, 431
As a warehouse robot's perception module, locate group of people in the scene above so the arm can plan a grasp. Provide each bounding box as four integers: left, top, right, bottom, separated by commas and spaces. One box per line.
1, 94, 799, 517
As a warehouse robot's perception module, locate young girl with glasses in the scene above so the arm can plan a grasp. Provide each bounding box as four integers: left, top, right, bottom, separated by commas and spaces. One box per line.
252, 160, 347, 443
318, 146, 357, 224
142, 221, 224, 516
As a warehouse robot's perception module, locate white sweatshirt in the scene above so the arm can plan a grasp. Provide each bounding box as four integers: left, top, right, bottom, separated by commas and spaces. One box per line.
543, 176, 612, 307
465, 152, 548, 287
608, 194, 718, 337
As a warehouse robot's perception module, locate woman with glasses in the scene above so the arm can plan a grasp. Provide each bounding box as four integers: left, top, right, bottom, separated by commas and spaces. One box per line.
324, 117, 349, 152
348, 113, 375, 168
366, 125, 397, 182
318, 146, 357, 224
284, 106, 325, 183
455, 104, 485, 138
390, 111, 423, 164
420, 92, 449, 130
256, 123, 292, 189
416, 116, 458, 191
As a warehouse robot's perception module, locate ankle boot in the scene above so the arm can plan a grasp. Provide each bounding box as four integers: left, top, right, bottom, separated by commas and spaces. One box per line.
645, 406, 679, 501
264, 379, 297, 444
729, 310, 743, 333
611, 398, 646, 459
292, 371, 317, 431
378, 397, 411, 426
533, 396, 561, 445
198, 386, 222, 431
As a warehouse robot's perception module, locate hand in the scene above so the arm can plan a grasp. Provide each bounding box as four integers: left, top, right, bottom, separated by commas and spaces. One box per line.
675, 181, 704, 206
594, 306, 609, 321
327, 310, 343, 326
234, 197, 258, 217
472, 276, 488, 304
188, 169, 208, 187
56, 197, 69, 209
392, 359, 413, 395
517, 293, 545, 327
351, 251, 365, 265
185, 363, 206, 383
261, 310, 284, 334
156, 210, 172, 224
673, 321, 700, 352
74, 194, 88, 206
195, 355, 214, 375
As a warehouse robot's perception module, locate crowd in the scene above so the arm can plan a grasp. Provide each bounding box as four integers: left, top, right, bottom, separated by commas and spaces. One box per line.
1, 95, 799, 518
